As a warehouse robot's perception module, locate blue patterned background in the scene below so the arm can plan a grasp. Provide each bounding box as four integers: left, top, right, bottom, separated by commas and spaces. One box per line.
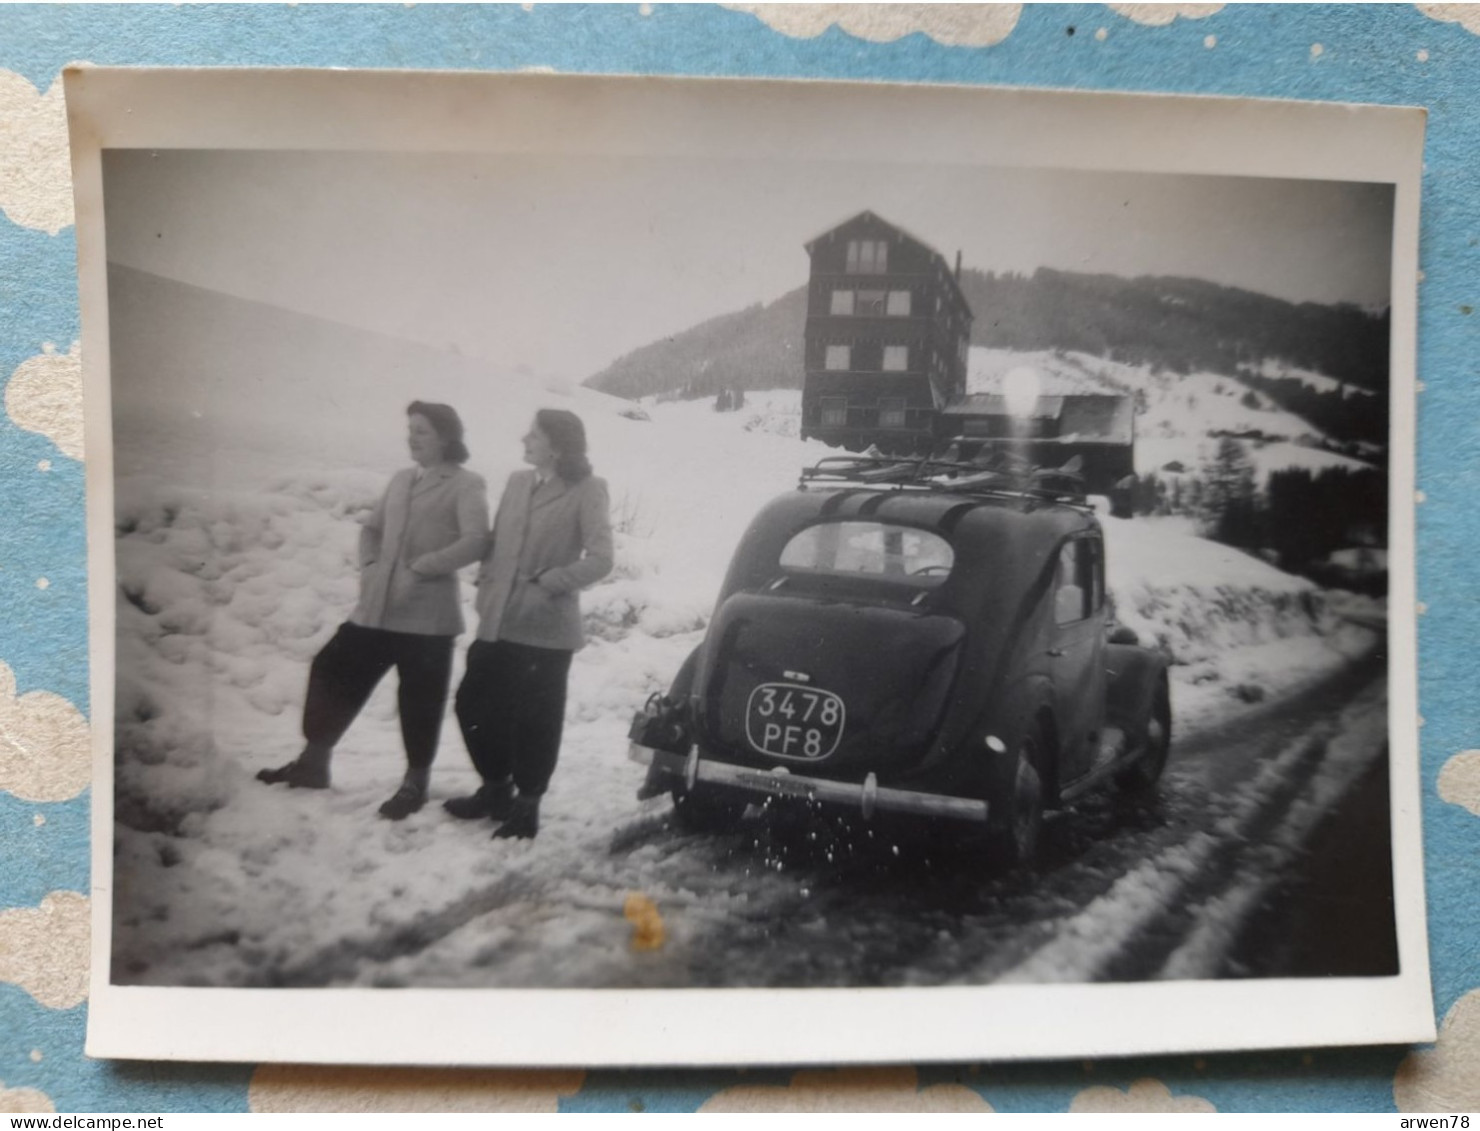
1, 3, 1477, 1113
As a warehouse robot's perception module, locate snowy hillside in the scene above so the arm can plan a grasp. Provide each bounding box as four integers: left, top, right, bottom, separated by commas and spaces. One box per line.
1257, 357, 1381, 398
967, 347, 1375, 485
110, 380, 1380, 986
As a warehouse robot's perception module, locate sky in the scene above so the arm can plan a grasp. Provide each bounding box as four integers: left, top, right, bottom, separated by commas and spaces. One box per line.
102, 148, 1394, 384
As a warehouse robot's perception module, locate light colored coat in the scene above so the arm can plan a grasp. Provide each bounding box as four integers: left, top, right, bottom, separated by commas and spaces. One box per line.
474, 470, 614, 651
351, 464, 490, 637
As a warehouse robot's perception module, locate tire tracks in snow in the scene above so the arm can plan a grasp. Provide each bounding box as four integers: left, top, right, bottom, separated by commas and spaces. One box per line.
257, 868, 547, 987
1154, 687, 1389, 980
988, 672, 1387, 985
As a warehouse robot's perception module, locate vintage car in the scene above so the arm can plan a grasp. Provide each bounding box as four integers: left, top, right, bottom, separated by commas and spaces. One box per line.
629, 455, 1171, 865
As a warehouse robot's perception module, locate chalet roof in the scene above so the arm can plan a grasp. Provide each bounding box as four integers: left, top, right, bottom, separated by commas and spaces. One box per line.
946, 394, 1065, 420
804, 210, 971, 318
941, 393, 1135, 445
805, 210, 937, 258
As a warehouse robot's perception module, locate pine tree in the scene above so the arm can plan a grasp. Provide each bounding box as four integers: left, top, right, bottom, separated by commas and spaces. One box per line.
1202, 437, 1259, 548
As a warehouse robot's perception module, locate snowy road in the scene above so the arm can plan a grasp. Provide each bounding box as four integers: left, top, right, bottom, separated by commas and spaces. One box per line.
333, 649, 1389, 990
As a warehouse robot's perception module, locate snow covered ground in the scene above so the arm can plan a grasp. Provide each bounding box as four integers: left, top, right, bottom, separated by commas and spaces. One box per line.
109, 380, 1383, 987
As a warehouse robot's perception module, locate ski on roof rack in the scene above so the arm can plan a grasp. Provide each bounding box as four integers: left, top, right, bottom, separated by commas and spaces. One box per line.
798, 451, 1090, 508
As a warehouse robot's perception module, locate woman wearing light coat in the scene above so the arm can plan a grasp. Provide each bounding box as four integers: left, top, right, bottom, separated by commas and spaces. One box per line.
446, 408, 613, 839
258, 401, 489, 820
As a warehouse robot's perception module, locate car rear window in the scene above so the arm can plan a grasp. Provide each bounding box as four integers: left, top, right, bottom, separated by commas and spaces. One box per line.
779, 521, 954, 585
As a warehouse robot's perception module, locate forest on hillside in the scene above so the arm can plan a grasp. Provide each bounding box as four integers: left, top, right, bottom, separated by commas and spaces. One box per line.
586, 290, 809, 402
583, 267, 1389, 445
960, 271, 1388, 394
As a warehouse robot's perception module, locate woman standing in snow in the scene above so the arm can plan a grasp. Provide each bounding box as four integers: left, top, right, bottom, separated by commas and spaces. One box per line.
257, 401, 489, 821
446, 409, 613, 840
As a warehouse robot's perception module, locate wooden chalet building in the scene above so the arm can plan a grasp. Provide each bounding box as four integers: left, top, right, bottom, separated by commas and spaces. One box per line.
939, 394, 1137, 490
800, 212, 974, 453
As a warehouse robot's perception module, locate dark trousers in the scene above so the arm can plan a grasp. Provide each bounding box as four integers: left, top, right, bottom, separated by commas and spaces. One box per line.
455, 639, 573, 798
302, 622, 455, 769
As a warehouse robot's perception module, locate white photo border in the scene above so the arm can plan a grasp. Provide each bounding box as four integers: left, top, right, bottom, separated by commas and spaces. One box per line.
70, 67, 1431, 1066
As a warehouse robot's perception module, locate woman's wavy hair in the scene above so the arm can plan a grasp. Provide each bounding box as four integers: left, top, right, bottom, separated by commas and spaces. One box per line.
408, 401, 470, 465
536, 408, 592, 483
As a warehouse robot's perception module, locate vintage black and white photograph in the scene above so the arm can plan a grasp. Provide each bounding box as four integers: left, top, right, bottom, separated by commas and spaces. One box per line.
73, 70, 1428, 1065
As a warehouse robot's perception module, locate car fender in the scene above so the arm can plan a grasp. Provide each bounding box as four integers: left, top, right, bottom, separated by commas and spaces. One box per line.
669, 644, 701, 702
632, 644, 701, 751
1104, 642, 1169, 743
967, 672, 1059, 805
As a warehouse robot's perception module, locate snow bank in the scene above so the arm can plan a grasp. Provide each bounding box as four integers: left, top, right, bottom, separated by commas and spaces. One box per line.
1101, 514, 1379, 730
113, 473, 388, 835
1104, 513, 1318, 663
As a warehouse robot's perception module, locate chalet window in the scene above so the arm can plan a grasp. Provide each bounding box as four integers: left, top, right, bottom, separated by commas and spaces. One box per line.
882, 344, 909, 372
829, 289, 855, 316
878, 397, 907, 428
824, 345, 851, 371
887, 290, 912, 316
856, 289, 887, 316
820, 397, 848, 427
846, 239, 889, 274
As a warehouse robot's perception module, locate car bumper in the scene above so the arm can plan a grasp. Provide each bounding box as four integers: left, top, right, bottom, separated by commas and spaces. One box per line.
629, 743, 990, 824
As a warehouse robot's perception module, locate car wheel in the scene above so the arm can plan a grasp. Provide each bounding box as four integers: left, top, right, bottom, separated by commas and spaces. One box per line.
1116, 678, 1172, 794
988, 726, 1045, 868
670, 785, 747, 832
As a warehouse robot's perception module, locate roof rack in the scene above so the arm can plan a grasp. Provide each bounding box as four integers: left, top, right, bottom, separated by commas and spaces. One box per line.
798, 451, 1091, 509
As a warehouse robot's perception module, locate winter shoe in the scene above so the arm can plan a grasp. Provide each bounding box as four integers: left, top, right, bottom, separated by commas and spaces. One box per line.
379, 767, 430, 820
286, 760, 331, 790
443, 780, 514, 821
442, 792, 488, 820
262, 742, 332, 790
256, 761, 297, 785
256, 757, 331, 789
492, 794, 539, 840
378, 781, 426, 821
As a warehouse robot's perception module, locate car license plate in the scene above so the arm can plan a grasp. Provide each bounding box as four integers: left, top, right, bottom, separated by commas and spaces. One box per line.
745, 682, 845, 760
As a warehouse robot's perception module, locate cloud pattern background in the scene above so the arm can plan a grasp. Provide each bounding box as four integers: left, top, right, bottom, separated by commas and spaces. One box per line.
0, 70, 70, 236
723, 4, 1023, 46
0, 2, 1477, 1113
1396, 990, 1480, 1113
698, 1067, 995, 1112
5, 343, 83, 463
0, 659, 89, 803
248, 1067, 587, 1114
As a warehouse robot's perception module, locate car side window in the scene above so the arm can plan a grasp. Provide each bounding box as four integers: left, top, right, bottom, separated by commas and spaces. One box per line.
1054, 539, 1094, 625
1088, 536, 1105, 615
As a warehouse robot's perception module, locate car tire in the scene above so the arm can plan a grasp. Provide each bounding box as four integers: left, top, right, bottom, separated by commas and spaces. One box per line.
988, 726, 1045, 868
670, 785, 747, 832
1116, 677, 1172, 794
